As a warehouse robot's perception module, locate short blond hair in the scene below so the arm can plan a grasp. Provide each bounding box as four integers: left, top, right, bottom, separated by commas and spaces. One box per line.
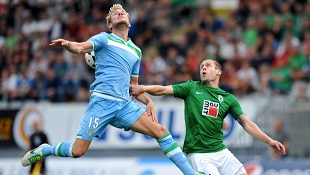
106, 4, 129, 29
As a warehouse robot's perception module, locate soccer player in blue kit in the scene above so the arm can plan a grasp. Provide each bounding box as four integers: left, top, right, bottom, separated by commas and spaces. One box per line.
21, 4, 204, 175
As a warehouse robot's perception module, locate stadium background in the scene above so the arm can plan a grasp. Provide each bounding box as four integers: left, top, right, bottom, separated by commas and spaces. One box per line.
1, 0, 310, 174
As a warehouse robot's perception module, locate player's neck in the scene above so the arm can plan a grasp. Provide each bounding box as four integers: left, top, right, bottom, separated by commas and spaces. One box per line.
202, 80, 218, 88
112, 25, 129, 41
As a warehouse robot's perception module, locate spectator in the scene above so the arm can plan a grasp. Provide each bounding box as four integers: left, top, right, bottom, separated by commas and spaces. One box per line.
53, 52, 68, 78
166, 47, 185, 69
157, 33, 178, 59
219, 60, 238, 93
6, 65, 19, 100
302, 47, 310, 81
5, 27, 19, 54
28, 120, 49, 175
16, 69, 32, 101
290, 81, 310, 102
270, 119, 289, 160
243, 17, 258, 47
2, 0, 310, 102
295, 83, 310, 102
185, 44, 204, 79
75, 86, 90, 102
257, 63, 272, 95
27, 51, 48, 79
269, 57, 292, 95
29, 71, 45, 101
63, 54, 89, 101
233, 60, 259, 95
146, 51, 167, 85
0, 69, 10, 101
43, 68, 63, 102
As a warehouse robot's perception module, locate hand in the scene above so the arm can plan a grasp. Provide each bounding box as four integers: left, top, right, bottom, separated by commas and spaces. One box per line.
49, 38, 70, 48
146, 100, 158, 123
130, 85, 145, 97
269, 140, 286, 154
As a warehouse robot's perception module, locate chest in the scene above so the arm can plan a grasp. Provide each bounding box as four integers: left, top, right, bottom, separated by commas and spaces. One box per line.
187, 89, 230, 119
106, 41, 140, 66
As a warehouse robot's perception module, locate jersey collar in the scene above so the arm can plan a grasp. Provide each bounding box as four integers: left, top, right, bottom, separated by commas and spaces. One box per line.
111, 33, 131, 45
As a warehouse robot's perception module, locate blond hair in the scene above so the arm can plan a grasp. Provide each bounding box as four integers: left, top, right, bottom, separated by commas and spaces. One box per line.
106, 4, 129, 30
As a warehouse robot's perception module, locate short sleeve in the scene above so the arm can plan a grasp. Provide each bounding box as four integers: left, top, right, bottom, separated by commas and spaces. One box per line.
88, 32, 107, 52
172, 80, 192, 99
228, 95, 244, 120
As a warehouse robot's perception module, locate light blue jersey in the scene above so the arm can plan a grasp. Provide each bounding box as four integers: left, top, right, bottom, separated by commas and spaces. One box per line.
88, 32, 142, 101
77, 32, 145, 140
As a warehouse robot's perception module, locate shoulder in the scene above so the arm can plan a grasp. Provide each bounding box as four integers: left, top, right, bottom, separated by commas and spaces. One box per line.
89, 32, 108, 41
216, 88, 239, 101
99, 32, 109, 39
186, 79, 199, 85
100, 32, 108, 36
224, 92, 240, 104
172, 80, 200, 91
174, 80, 199, 87
128, 40, 141, 52
218, 87, 233, 96
92, 32, 108, 36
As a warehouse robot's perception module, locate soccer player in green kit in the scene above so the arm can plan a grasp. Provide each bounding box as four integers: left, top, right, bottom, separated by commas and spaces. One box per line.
130, 59, 286, 175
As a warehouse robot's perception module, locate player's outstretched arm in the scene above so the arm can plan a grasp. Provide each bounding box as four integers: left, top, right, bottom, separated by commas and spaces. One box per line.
236, 114, 286, 155
49, 38, 93, 54
130, 85, 174, 96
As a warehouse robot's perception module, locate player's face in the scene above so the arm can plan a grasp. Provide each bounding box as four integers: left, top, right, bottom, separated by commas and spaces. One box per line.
199, 60, 219, 82
110, 9, 130, 28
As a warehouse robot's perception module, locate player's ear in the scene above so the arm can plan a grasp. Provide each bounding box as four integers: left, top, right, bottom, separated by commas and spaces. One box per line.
108, 22, 113, 31
216, 69, 222, 76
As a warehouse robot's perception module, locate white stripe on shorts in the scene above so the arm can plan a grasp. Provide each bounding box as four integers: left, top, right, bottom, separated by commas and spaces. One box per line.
92, 91, 124, 101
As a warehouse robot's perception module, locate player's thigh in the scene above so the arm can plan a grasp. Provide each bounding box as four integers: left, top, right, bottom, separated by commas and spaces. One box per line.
78, 95, 117, 141
111, 100, 145, 130
186, 153, 221, 175
221, 149, 246, 175
113, 100, 167, 139
130, 112, 168, 139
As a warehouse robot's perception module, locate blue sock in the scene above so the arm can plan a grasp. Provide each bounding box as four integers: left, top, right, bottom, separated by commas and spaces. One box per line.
41, 142, 73, 157
157, 132, 196, 175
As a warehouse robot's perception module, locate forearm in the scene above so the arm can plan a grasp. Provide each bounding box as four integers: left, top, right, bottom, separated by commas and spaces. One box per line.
65, 41, 84, 54
244, 122, 273, 144
135, 93, 152, 105
141, 85, 172, 96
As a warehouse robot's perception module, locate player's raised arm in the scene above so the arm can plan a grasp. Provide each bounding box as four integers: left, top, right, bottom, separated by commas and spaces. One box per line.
130, 85, 174, 96
49, 38, 93, 54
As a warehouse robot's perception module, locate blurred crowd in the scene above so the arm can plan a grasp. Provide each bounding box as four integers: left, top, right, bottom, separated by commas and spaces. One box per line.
1, 0, 310, 103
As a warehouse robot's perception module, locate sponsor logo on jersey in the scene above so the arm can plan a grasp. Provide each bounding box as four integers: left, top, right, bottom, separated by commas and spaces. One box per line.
202, 100, 219, 118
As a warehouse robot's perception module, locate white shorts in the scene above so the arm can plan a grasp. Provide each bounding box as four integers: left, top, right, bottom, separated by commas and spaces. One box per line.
186, 148, 247, 175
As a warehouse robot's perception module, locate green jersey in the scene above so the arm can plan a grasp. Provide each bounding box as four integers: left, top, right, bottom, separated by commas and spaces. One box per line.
172, 80, 244, 153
